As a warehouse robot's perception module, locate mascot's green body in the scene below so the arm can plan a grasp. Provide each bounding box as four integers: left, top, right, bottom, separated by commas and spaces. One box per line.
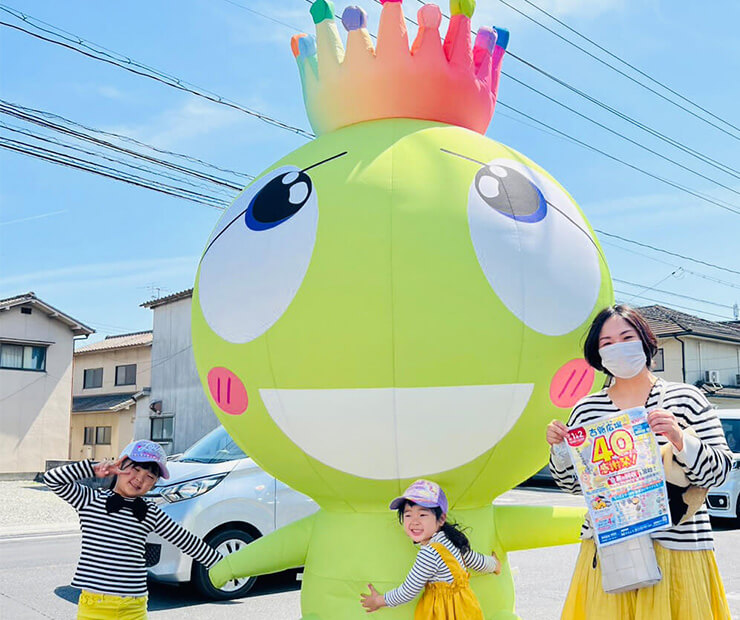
194, 1, 613, 617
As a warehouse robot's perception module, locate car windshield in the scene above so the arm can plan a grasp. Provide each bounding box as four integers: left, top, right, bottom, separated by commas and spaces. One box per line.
178, 425, 246, 463
720, 418, 740, 454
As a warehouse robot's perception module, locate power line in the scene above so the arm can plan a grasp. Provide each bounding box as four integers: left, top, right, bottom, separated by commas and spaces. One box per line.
0, 9, 315, 139
503, 71, 740, 196
3, 99, 254, 181
514, 0, 740, 136
493, 0, 740, 140
0, 99, 246, 191
0, 137, 230, 209
602, 241, 740, 292
0, 121, 236, 198
498, 103, 740, 216
613, 289, 732, 320
595, 230, 740, 276
613, 278, 734, 310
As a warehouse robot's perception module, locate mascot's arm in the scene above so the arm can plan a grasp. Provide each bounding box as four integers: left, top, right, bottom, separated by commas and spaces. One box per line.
493, 505, 586, 552
209, 511, 317, 588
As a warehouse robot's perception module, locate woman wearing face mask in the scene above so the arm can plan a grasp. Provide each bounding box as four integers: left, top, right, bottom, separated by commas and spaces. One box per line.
546, 304, 732, 619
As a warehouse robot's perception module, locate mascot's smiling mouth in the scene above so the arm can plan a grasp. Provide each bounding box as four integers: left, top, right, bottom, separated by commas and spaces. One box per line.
259, 384, 534, 479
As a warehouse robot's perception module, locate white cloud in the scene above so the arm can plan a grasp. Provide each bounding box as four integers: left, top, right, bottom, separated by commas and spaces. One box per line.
108, 97, 245, 149
0, 256, 198, 291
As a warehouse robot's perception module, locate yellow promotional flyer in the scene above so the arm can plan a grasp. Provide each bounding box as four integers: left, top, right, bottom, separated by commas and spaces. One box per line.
565, 406, 670, 546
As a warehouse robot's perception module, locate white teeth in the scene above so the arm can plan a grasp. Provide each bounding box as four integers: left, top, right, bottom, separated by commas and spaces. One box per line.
260, 384, 534, 479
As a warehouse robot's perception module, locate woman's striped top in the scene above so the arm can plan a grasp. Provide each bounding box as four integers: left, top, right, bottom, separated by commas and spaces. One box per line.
44, 460, 222, 597
549, 380, 732, 551
384, 530, 499, 607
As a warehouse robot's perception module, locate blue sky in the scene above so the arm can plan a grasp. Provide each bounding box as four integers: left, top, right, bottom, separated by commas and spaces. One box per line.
1, 0, 739, 343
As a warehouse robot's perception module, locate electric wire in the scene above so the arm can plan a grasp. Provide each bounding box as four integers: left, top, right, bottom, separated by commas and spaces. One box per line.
0, 121, 236, 198
516, 0, 740, 136
0, 100, 246, 191
498, 102, 740, 215
613, 278, 735, 310
493, 0, 740, 139
0, 138, 230, 209
2, 99, 254, 181
595, 230, 740, 276
0, 9, 315, 139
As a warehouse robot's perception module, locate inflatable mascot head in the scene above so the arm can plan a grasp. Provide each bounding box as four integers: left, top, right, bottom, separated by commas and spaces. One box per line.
192, 0, 612, 512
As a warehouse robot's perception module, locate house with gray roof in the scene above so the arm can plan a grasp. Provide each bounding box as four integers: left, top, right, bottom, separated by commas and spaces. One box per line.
71, 331, 152, 461
639, 305, 740, 407
0, 292, 93, 476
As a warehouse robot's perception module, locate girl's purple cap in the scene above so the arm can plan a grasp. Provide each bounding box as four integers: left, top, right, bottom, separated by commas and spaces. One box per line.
389, 479, 448, 514
120, 440, 170, 479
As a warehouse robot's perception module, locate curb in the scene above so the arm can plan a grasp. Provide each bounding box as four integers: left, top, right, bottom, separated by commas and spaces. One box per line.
0, 526, 79, 541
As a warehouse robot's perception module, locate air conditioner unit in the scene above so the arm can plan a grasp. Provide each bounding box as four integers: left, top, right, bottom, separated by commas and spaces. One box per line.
705, 370, 721, 385
735, 373, 740, 387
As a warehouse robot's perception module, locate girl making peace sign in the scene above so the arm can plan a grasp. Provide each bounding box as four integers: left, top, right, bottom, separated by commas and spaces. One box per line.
44, 440, 224, 619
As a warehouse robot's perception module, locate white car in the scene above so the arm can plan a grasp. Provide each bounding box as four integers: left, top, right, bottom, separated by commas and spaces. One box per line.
707, 409, 740, 522
145, 425, 317, 599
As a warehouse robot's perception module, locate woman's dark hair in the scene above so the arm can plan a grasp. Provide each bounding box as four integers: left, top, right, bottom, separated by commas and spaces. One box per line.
396, 500, 471, 555
583, 304, 658, 374
109, 458, 161, 490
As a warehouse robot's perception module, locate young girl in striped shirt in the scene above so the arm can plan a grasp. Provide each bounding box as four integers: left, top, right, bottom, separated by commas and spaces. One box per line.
547, 304, 732, 619
44, 440, 223, 620
360, 479, 500, 619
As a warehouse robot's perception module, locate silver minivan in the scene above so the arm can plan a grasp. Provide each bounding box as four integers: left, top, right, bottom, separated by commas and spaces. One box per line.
707, 409, 740, 523
145, 425, 317, 599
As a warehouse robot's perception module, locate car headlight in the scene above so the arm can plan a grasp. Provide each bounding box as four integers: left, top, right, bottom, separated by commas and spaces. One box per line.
159, 474, 226, 503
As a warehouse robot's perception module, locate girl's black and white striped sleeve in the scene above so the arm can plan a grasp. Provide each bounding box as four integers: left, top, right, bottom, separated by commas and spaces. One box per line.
44, 460, 222, 596
549, 381, 732, 551
383, 531, 498, 607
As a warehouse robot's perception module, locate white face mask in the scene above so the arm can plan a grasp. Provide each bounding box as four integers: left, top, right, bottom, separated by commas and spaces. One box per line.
598, 341, 647, 379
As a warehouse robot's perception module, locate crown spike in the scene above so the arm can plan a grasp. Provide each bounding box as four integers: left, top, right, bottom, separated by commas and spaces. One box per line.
376, 0, 411, 61
411, 4, 444, 57
342, 7, 376, 65
491, 27, 508, 98
473, 27, 496, 85
444, 14, 474, 70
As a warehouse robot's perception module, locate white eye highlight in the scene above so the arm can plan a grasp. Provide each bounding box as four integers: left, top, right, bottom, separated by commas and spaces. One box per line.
197, 166, 318, 343
468, 159, 602, 336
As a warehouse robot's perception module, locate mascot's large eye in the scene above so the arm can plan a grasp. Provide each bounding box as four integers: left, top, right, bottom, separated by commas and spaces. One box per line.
468, 159, 602, 336
197, 166, 318, 343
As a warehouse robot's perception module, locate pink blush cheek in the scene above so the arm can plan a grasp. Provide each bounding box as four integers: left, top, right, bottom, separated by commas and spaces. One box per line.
207, 367, 248, 415
549, 359, 595, 408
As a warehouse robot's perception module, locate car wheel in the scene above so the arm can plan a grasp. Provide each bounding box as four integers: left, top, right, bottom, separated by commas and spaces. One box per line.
192, 528, 257, 600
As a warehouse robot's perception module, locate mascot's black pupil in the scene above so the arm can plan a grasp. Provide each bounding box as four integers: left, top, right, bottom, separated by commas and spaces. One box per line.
475, 166, 541, 218
250, 171, 312, 224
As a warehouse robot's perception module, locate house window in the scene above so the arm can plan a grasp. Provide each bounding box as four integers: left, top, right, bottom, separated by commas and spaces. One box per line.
83, 368, 103, 389
151, 416, 174, 443
115, 364, 136, 386
652, 348, 665, 372
0, 343, 46, 371
83, 427, 95, 445
95, 426, 111, 445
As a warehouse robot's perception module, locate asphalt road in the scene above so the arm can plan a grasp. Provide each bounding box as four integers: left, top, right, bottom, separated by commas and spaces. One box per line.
1, 486, 738, 619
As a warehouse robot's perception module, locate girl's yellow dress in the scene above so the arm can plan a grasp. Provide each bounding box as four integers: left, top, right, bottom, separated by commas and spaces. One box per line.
414, 542, 484, 620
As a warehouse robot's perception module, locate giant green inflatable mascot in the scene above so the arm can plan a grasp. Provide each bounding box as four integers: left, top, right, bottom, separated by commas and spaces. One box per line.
195, 1, 613, 617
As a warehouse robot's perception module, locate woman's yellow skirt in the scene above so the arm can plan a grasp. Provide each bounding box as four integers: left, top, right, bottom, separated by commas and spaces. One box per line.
560, 539, 731, 620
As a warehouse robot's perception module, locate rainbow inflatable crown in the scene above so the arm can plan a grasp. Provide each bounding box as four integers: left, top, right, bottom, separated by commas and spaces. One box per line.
292, 0, 509, 135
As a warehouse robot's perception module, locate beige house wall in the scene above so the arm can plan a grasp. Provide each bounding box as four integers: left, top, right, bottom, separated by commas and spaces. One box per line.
69, 409, 136, 461
73, 345, 151, 395
0, 306, 79, 474
655, 335, 740, 410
